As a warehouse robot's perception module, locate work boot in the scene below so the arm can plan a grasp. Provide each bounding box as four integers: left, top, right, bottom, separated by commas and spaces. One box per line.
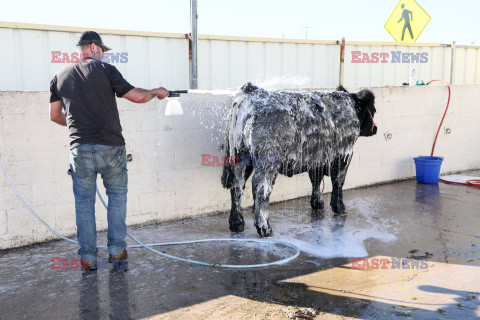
108, 249, 128, 272
80, 258, 97, 272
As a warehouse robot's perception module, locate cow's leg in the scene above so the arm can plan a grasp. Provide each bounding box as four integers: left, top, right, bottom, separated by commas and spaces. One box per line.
330, 155, 352, 214
308, 167, 324, 210
252, 167, 278, 237
229, 165, 254, 232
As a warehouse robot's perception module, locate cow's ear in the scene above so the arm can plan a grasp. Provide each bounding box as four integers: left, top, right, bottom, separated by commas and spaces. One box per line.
241, 82, 259, 94
356, 90, 375, 111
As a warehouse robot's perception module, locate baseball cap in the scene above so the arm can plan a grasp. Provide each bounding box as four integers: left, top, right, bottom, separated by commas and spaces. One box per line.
76, 31, 112, 52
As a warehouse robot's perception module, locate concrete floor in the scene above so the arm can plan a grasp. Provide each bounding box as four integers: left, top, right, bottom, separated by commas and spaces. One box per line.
1, 173, 480, 320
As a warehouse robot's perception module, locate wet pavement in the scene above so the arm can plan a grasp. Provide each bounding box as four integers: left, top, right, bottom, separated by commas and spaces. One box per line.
1, 172, 480, 319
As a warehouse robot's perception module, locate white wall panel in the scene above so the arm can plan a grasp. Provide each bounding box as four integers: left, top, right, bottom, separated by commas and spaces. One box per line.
0, 28, 16, 90
0, 25, 479, 91
229, 41, 249, 88
313, 44, 340, 88
209, 40, 229, 89
247, 41, 267, 85
282, 43, 298, 76
0, 27, 189, 91
265, 42, 283, 79
465, 48, 478, 84
197, 39, 339, 89
344, 44, 457, 87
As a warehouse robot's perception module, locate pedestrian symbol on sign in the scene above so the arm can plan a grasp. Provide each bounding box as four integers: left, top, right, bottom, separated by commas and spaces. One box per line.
398, 4, 414, 41
385, 0, 431, 43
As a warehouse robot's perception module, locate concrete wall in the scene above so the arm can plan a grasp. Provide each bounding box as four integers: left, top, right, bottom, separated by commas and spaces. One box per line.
1, 85, 480, 249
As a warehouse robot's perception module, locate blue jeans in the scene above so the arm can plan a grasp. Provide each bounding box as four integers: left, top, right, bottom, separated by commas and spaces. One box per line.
69, 144, 128, 261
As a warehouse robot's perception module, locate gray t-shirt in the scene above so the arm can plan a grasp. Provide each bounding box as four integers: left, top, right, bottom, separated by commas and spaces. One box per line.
50, 58, 134, 148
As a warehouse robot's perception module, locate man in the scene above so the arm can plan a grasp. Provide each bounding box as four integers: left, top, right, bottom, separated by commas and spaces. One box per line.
49, 31, 169, 271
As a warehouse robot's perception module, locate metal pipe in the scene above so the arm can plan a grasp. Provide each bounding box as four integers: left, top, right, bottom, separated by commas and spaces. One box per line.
339, 37, 345, 86
190, 0, 198, 89
450, 41, 456, 84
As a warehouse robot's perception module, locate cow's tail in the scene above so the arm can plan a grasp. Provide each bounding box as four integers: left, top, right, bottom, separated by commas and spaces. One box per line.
221, 139, 235, 189
221, 82, 258, 189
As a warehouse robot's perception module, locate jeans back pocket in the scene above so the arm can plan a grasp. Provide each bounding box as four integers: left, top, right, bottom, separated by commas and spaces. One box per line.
70, 154, 88, 178
102, 146, 128, 188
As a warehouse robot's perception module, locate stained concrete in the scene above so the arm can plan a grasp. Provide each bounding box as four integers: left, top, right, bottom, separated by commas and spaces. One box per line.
1, 173, 479, 319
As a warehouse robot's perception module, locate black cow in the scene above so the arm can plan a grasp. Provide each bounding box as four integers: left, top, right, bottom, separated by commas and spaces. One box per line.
221, 83, 377, 237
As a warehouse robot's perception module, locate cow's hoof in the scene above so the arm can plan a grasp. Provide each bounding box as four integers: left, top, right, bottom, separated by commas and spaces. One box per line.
229, 221, 245, 233
311, 209, 325, 221
331, 202, 346, 214
310, 198, 324, 210
256, 226, 274, 238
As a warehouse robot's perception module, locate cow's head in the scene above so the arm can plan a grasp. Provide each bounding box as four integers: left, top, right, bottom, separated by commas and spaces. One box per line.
336, 86, 377, 136
355, 89, 377, 136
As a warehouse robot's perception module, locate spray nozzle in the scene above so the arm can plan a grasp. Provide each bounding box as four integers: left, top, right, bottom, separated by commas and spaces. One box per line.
168, 90, 188, 97
165, 90, 188, 116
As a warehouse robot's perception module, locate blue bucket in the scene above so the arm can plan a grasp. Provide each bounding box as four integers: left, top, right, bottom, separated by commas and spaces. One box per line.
413, 156, 444, 184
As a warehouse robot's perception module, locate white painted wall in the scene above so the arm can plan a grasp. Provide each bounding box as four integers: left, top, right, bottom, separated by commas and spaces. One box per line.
2, 23, 480, 92
344, 44, 452, 87
198, 39, 340, 89
0, 27, 189, 91
1, 85, 480, 249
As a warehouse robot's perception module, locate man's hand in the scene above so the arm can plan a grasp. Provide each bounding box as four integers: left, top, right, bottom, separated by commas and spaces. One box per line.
156, 87, 170, 100
123, 87, 170, 103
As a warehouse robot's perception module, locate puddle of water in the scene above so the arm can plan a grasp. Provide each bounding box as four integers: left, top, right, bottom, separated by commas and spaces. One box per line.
273, 196, 398, 259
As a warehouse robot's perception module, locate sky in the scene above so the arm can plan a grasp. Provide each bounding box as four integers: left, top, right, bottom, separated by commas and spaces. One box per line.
1, 0, 479, 45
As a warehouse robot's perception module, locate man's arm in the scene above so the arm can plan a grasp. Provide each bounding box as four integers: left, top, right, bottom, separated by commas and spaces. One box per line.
123, 87, 170, 103
49, 100, 67, 126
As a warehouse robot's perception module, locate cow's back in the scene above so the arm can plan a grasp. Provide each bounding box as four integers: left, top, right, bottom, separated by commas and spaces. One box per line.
226, 87, 360, 170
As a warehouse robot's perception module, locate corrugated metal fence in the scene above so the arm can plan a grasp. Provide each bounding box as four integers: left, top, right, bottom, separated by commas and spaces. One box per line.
1, 22, 479, 91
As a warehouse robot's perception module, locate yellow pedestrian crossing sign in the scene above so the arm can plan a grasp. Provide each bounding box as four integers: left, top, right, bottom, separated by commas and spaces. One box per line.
384, 0, 431, 43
